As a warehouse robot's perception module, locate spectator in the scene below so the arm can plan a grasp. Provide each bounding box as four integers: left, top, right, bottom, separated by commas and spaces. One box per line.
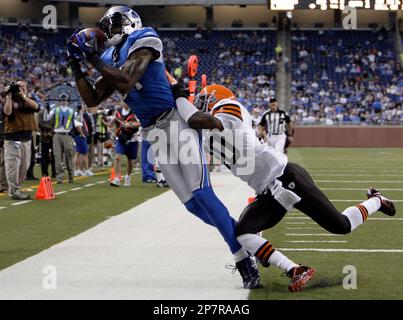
110, 103, 141, 187
0, 105, 8, 193
2, 81, 39, 200
46, 93, 78, 184
72, 104, 93, 177
37, 102, 55, 178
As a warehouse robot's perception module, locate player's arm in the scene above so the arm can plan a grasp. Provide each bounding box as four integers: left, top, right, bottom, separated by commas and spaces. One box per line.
257, 113, 268, 141
89, 49, 154, 94
69, 54, 114, 108
175, 97, 224, 131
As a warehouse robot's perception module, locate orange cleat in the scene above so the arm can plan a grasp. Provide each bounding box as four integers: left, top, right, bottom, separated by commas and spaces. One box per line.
286, 265, 315, 292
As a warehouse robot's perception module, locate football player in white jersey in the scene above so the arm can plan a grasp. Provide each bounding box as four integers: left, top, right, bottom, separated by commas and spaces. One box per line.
174, 84, 396, 291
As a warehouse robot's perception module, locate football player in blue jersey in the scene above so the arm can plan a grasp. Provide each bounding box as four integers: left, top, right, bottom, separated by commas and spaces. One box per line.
66, 6, 261, 289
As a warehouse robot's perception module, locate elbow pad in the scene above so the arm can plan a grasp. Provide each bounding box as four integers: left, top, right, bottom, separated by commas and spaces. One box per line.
176, 97, 199, 123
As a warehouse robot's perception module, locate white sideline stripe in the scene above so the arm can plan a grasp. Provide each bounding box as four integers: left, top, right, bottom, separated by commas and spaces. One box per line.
320, 188, 403, 191
96, 181, 107, 184
286, 233, 341, 236
285, 240, 347, 243
0, 207, 6, 210
70, 187, 82, 191
83, 183, 95, 188
0, 172, 249, 300
277, 248, 403, 253
316, 180, 403, 183
11, 200, 32, 206
55, 191, 67, 195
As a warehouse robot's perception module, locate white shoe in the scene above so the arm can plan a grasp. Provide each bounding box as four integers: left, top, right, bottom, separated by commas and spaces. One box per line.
84, 169, 95, 176
74, 170, 84, 177
110, 177, 121, 187
123, 175, 131, 187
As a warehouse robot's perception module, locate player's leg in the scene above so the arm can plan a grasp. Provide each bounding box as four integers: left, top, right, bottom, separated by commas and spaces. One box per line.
281, 163, 389, 234
235, 195, 314, 292
175, 116, 246, 255
144, 123, 215, 227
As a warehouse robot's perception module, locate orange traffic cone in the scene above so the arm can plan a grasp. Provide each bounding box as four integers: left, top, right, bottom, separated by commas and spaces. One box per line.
109, 167, 121, 182
35, 177, 55, 200
247, 196, 256, 204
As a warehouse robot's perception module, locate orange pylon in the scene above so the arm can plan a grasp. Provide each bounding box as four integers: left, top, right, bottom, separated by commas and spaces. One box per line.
35, 177, 55, 200
109, 167, 121, 182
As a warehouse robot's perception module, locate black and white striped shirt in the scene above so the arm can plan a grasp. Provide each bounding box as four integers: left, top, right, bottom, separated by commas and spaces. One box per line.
259, 109, 290, 136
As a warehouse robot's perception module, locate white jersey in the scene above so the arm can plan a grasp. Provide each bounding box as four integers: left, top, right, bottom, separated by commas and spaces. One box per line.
207, 99, 288, 195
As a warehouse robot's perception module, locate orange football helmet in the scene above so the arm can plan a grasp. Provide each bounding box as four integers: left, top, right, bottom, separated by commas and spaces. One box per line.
194, 84, 235, 112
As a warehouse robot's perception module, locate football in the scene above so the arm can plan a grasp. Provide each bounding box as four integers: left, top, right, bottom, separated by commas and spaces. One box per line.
73, 27, 107, 53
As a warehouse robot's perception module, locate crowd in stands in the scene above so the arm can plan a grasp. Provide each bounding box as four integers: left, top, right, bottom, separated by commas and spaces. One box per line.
290, 29, 402, 125
0, 24, 401, 126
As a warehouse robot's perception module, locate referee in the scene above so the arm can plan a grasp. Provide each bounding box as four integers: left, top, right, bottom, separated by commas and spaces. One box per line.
258, 97, 294, 153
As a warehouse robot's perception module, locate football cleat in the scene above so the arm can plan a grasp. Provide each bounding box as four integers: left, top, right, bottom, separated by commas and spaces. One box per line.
285, 265, 315, 292
367, 187, 396, 216
227, 256, 263, 289
156, 180, 169, 188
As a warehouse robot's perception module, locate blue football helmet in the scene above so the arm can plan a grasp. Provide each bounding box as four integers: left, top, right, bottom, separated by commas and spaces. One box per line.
100, 6, 142, 47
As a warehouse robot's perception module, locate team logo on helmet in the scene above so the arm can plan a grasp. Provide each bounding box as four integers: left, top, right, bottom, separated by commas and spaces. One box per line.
100, 6, 142, 47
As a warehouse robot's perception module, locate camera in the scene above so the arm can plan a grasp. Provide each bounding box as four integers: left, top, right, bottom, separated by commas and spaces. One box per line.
2, 82, 20, 98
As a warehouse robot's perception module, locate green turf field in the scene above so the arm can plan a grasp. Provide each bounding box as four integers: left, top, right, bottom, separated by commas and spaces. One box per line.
0, 148, 402, 299
249, 148, 403, 300
0, 170, 167, 271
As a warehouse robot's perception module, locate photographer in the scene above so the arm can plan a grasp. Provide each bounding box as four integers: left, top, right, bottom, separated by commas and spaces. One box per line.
2, 81, 39, 200
110, 103, 140, 187
0, 107, 8, 193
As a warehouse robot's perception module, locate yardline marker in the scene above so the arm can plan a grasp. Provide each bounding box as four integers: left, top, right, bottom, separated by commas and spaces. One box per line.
83, 183, 96, 188
286, 233, 342, 236
277, 248, 403, 253
286, 227, 323, 230
11, 200, 32, 206
285, 222, 317, 225
284, 240, 347, 243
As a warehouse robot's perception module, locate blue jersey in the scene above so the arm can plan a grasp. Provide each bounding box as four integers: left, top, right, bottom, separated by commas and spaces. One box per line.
100, 27, 175, 127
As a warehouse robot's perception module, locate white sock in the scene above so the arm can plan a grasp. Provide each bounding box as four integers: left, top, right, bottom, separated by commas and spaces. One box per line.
233, 248, 249, 263
155, 163, 165, 182
237, 234, 297, 272
342, 197, 381, 231
268, 250, 298, 273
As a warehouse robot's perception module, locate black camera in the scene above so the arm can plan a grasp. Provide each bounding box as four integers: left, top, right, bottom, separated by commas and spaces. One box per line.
2, 82, 20, 98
